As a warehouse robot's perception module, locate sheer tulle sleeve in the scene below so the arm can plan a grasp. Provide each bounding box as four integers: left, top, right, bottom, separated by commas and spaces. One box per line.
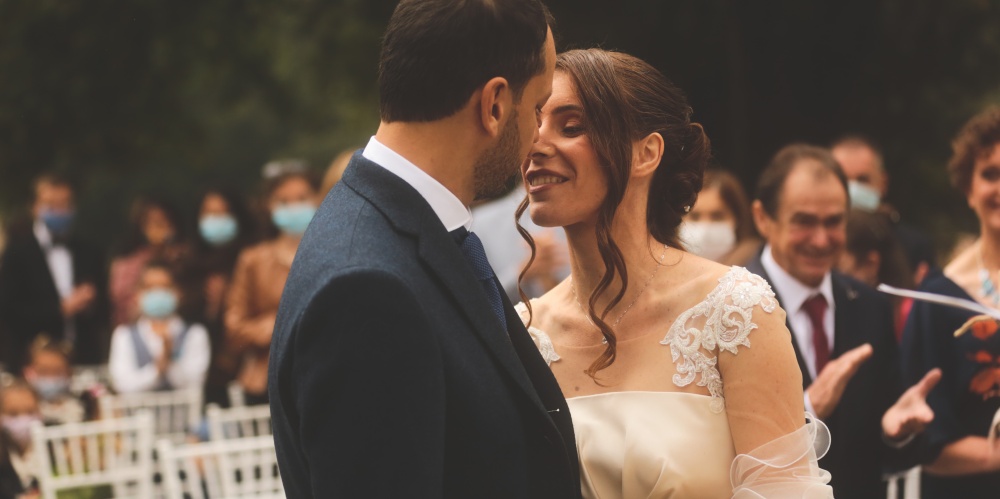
731, 413, 833, 498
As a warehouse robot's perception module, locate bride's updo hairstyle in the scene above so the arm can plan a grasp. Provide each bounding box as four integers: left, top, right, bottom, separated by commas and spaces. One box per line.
517, 48, 711, 379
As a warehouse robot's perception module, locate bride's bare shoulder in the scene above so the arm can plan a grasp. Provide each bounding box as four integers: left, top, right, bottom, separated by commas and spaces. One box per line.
516, 278, 571, 330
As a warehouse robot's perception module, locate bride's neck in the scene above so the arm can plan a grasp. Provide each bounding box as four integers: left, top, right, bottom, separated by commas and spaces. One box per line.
564, 215, 662, 305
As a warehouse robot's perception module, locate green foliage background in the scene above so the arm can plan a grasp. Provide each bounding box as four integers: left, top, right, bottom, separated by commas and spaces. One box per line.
2, 0, 1000, 257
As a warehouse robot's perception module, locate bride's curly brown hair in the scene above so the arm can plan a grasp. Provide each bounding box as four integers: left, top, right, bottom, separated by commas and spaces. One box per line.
517, 48, 711, 379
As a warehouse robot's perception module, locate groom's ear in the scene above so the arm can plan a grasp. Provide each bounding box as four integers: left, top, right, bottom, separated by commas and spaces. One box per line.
478, 77, 511, 139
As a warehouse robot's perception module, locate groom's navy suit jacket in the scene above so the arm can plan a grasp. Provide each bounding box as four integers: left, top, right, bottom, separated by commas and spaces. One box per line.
745, 255, 901, 499
269, 153, 581, 498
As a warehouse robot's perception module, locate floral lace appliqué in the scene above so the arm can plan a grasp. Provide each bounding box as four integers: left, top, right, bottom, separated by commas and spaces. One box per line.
513, 302, 561, 366
660, 266, 777, 413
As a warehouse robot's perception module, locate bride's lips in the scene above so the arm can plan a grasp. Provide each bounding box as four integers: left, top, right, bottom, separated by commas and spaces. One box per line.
524, 168, 569, 194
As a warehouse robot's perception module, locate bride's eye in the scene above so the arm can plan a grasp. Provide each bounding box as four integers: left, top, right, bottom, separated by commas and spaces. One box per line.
563, 121, 585, 136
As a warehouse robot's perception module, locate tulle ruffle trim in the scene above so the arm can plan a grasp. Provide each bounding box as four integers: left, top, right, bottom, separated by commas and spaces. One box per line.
730, 413, 834, 498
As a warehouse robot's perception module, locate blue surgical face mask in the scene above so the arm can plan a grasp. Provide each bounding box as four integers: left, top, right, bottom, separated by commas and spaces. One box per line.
140, 287, 178, 318
31, 376, 70, 401
41, 209, 75, 236
272, 203, 316, 235
199, 214, 238, 246
848, 180, 881, 212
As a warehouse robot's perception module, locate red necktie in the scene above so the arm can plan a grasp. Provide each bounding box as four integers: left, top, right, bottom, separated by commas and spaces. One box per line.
802, 294, 830, 374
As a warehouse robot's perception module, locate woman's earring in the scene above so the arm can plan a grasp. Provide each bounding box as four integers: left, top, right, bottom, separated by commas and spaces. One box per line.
683, 205, 691, 213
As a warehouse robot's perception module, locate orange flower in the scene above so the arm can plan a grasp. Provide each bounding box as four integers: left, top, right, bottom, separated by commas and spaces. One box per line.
972, 318, 999, 341
974, 350, 995, 364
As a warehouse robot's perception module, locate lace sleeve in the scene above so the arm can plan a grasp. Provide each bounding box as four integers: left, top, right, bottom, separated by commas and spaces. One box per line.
513, 302, 561, 366
660, 266, 778, 412
731, 413, 833, 498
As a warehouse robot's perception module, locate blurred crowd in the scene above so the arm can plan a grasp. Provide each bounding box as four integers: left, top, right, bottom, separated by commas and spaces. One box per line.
2, 106, 1000, 497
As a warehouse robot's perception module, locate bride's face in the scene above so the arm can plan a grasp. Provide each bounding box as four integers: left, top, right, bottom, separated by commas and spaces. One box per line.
522, 72, 609, 228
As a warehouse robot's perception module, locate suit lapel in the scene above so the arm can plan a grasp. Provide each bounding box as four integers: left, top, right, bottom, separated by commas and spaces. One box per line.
831, 272, 864, 357
745, 255, 813, 387
342, 154, 552, 419
28, 230, 63, 304
415, 221, 552, 416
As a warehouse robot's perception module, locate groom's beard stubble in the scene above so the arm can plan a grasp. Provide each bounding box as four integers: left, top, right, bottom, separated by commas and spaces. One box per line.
474, 109, 523, 202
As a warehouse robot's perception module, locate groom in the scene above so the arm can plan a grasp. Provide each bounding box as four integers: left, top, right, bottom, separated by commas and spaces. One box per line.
268, 1, 580, 497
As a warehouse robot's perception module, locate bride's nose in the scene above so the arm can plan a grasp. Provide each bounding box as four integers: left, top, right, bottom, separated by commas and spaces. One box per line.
530, 129, 555, 159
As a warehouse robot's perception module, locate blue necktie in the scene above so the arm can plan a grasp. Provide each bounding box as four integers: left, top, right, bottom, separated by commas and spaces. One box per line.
452, 227, 508, 332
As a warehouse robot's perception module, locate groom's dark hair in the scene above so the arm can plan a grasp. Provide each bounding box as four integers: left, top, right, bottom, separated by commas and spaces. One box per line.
378, 0, 552, 123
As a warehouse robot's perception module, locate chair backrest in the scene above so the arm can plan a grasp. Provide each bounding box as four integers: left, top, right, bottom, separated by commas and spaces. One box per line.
227, 381, 246, 407
99, 388, 203, 444
158, 435, 284, 499
885, 466, 921, 499
70, 364, 111, 394
31, 413, 154, 499
206, 403, 272, 440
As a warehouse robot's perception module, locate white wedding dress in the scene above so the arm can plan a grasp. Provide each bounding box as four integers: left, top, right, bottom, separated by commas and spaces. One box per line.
516, 267, 833, 498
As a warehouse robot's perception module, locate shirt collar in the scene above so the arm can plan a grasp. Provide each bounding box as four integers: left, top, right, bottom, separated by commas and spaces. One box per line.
33, 218, 55, 248
760, 244, 834, 314
362, 136, 472, 232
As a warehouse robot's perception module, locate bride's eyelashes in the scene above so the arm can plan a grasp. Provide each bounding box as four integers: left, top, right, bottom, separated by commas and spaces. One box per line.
562, 124, 585, 137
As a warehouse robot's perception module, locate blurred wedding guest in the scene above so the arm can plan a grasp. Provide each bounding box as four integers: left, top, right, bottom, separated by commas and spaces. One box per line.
0, 379, 41, 498
108, 261, 210, 393
186, 188, 254, 406
0, 174, 109, 373
680, 168, 761, 265
22, 336, 84, 424
473, 180, 569, 301
226, 169, 320, 405
900, 107, 1000, 497
746, 144, 905, 498
109, 197, 189, 327
840, 209, 915, 339
321, 149, 356, 195
832, 135, 936, 285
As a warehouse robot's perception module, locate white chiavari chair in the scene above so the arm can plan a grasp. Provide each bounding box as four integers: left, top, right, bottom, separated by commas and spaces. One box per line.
31, 413, 154, 499
99, 387, 202, 444
206, 403, 272, 440
227, 381, 246, 408
70, 364, 111, 395
885, 466, 921, 499
158, 435, 283, 499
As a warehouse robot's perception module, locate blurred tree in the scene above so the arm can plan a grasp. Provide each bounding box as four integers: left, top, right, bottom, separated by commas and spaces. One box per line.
0, 0, 383, 246
1, 0, 999, 258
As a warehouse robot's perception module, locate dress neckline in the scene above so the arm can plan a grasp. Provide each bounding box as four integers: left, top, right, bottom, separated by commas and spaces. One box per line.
523, 266, 740, 344
566, 389, 716, 403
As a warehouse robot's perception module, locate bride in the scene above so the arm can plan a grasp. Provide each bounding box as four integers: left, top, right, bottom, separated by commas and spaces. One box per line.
514, 48, 833, 498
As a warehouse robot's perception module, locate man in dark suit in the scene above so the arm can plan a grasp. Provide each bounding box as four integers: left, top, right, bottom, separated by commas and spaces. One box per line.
268, 1, 580, 497
744, 144, 904, 498
0, 174, 108, 373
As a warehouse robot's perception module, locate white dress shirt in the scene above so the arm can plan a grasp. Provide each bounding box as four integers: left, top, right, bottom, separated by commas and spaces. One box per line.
760, 245, 835, 417
362, 136, 472, 232
34, 219, 75, 342
108, 316, 210, 393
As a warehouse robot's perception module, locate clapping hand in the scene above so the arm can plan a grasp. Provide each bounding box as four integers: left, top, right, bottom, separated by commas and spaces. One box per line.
807, 343, 874, 420
882, 368, 942, 441
60, 283, 96, 317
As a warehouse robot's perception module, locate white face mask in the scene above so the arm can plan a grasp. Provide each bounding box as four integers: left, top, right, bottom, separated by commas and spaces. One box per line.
680, 221, 737, 262
848, 180, 881, 212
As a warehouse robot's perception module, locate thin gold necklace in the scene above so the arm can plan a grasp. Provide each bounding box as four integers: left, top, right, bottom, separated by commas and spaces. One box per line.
571, 243, 669, 332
